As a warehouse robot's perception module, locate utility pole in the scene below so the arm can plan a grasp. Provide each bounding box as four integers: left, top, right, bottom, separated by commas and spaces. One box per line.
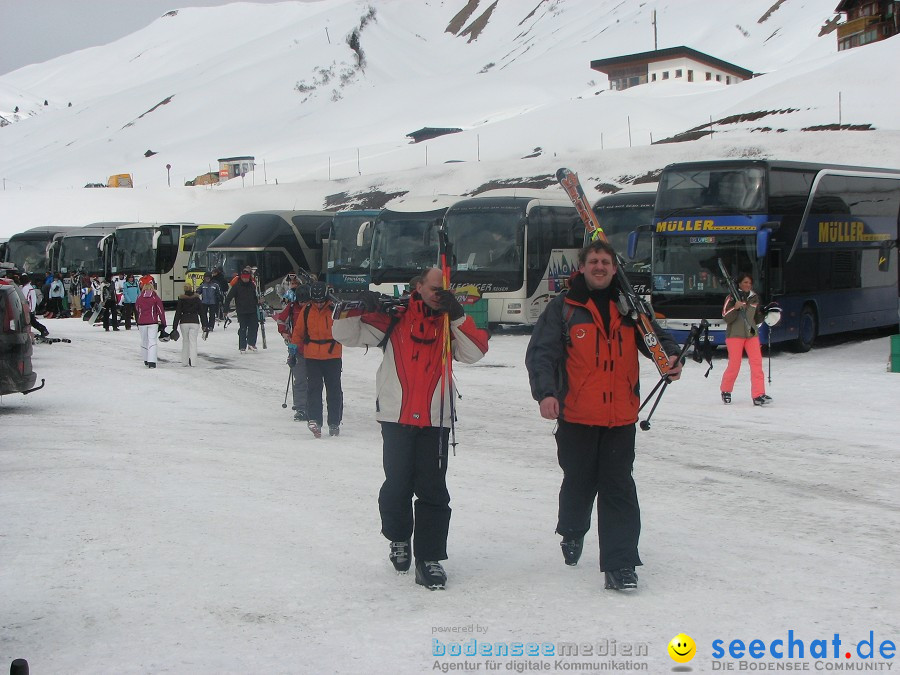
652, 10, 658, 50
166, 164, 171, 187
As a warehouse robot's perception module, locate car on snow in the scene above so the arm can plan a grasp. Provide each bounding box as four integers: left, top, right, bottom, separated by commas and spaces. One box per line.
0, 268, 39, 396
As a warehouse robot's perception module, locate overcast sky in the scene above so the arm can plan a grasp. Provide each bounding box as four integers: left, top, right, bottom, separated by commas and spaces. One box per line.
0, 0, 290, 75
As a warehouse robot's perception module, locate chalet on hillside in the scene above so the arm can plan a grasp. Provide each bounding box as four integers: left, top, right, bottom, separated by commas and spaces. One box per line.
835, 0, 899, 50
590, 46, 753, 91
217, 156, 255, 181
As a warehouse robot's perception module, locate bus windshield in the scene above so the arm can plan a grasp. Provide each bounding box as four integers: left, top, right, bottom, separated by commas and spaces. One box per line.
371, 210, 444, 283
651, 235, 761, 305
187, 228, 225, 272
657, 167, 766, 215
446, 206, 522, 274
6, 237, 52, 276
592, 198, 654, 275
111, 228, 156, 274
328, 214, 374, 274
59, 235, 106, 275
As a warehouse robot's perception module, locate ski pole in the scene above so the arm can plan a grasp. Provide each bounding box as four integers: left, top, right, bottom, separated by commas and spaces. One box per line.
637, 320, 708, 431
282, 367, 293, 409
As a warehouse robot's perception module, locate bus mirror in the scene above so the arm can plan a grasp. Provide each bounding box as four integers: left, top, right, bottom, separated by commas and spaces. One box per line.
627, 231, 640, 259
356, 221, 371, 248
99, 233, 112, 252
316, 222, 331, 244
756, 229, 770, 259
152, 230, 161, 250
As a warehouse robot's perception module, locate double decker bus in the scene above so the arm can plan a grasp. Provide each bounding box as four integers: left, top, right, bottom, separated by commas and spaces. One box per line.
207, 210, 333, 306
591, 184, 657, 297
644, 160, 900, 351
324, 209, 381, 295
182, 224, 229, 290
369, 195, 459, 295
57, 223, 129, 277
3, 226, 77, 279
442, 189, 582, 326
109, 223, 198, 303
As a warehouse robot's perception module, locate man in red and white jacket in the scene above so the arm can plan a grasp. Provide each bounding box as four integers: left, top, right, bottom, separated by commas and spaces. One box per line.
333, 268, 489, 590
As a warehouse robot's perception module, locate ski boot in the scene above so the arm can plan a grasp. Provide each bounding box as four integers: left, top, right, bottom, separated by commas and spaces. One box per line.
328, 425, 340, 437
293, 409, 308, 422
308, 420, 322, 439
721, 391, 731, 404
753, 395, 770, 406
560, 537, 584, 566
389, 540, 411, 573
415, 560, 447, 590
604, 567, 638, 591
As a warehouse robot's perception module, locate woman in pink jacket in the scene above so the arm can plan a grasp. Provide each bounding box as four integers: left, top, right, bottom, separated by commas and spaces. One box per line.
135, 283, 166, 368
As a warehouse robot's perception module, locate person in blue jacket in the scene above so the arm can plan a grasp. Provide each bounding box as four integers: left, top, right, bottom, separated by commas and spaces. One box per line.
120, 274, 141, 330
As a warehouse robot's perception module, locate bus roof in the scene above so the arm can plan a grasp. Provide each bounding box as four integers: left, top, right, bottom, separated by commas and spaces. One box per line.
211, 211, 332, 249
594, 185, 658, 208
113, 222, 195, 230
381, 195, 460, 213
468, 188, 567, 201
9, 226, 79, 240
661, 159, 900, 176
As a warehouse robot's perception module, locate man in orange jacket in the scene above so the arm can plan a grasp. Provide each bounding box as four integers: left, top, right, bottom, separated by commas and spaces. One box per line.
525, 240, 682, 592
291, 282, 342, 438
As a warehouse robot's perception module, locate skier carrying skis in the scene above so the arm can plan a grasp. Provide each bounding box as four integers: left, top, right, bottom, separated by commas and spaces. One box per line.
275, 276, 310, 421
224, 267, 261, 353
290, 282, 342, 437
525, 240, 682, 592
332, 268, 489, 590
720, 273, 770, 406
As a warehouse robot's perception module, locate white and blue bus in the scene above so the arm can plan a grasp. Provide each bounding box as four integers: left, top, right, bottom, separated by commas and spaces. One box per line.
368, 196, 459, 295
643, 160, 900, 350
442, 189, 582, 326
57, 223, 129, 277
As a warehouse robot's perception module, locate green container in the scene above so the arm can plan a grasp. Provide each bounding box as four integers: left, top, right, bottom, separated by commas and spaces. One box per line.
464, 298, 489, 329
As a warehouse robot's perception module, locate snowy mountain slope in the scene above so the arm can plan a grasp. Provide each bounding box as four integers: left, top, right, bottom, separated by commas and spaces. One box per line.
1, 0, 899, 235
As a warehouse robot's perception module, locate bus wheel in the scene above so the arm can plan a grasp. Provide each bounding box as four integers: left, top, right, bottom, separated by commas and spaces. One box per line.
791, 305, 817, 353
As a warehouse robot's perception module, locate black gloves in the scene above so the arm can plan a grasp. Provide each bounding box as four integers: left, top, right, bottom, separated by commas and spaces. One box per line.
357, 290, 381, 313
435, 289, 465, 320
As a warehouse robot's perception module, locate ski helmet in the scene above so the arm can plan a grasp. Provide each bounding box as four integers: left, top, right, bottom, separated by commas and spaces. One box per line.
309, 282, 329, 303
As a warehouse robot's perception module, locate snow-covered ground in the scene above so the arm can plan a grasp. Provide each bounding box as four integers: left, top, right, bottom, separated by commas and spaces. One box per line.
2, 316, 898, 673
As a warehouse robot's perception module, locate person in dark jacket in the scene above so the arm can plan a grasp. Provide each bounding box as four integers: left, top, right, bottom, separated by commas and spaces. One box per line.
172, 282, 207, 367
224, 267, 260, 352
525, 240, 682, 592
211, 267, 229, 321
99, 274, 120, 331
197, 272, 223, 335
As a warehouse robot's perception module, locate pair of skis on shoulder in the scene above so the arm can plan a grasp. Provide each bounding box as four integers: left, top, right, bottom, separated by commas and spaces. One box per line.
555, 167, 672, 378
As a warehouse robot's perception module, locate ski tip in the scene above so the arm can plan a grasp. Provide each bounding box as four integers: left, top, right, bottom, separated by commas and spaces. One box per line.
555, 167, 573, 180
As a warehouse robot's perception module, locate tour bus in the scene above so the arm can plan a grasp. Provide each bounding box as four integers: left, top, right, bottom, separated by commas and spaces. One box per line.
591, 184, 657, 297
2, 226, 77, 279
182, 224, 229, 290
207, 210, 333, 306
442, 189, 582, 326
108, 222, 198, 303
639, 160, 900, 351
368, 195, 460, 295
57, 223, 129, 277
323, 209, 381, 295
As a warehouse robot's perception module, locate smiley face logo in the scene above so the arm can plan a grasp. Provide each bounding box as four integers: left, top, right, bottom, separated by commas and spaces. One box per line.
667, 633, 696, 663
